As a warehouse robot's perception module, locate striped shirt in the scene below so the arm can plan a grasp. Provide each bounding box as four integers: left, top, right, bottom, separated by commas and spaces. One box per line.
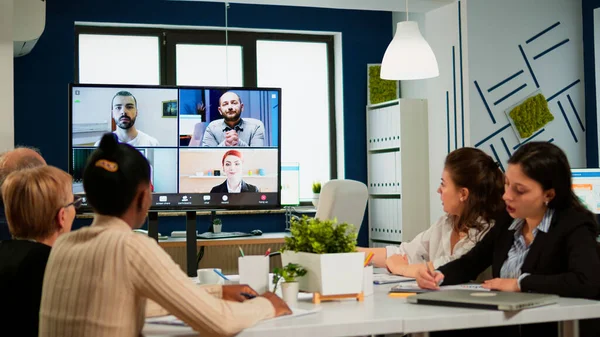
500, 209, 554, 282
39, 215, 275, 337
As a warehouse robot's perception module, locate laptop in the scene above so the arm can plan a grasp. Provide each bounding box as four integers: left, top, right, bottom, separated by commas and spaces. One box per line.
197, 232, 252, 239
406, 290, 559, 311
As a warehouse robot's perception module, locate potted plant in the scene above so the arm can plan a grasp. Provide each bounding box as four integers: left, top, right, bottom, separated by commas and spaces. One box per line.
311, 182, 322, 208
212, 218, 222, 233
281, 215, 364, 296
272, 263, 307, 307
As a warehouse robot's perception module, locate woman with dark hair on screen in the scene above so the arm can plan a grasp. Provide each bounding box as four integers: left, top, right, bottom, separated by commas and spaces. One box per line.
39, 133, 291, 337
358, 147, 505, 277
417, 142, 600, 337
211, 149, 259, 193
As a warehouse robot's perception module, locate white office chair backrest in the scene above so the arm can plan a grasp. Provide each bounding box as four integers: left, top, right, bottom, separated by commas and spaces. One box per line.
315, 179, 368, 233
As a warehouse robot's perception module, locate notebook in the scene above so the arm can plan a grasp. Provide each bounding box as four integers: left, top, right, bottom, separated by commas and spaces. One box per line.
406, 289, 558, 311
146, 307, 320, 326
373, 273, 415, 284
390, 282, 489, 293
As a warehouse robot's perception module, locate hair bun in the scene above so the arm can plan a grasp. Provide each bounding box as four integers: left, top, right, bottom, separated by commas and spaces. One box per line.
98, 133, 119, 153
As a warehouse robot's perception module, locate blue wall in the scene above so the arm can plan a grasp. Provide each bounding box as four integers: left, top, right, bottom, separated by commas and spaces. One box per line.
13, 0, 392, 245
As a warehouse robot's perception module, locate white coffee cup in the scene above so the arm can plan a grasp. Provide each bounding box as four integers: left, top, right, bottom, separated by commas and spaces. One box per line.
197, 268, 225, 285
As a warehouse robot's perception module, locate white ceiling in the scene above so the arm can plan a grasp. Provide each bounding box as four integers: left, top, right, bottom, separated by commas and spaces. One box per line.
177, 0, 456, 13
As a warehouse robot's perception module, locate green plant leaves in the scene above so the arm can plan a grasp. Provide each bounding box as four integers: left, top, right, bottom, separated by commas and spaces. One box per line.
272, 263, 307, 293
282, 215, 358, 254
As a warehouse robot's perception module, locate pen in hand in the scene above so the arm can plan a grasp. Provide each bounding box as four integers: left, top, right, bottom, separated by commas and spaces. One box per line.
425, 260, 442, 287
240, 292, 257, 299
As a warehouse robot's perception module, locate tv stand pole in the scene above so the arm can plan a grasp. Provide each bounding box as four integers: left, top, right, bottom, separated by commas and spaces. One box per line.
209, 210, 217, 232
147, 211, 159, 241
186, 211, 198, 277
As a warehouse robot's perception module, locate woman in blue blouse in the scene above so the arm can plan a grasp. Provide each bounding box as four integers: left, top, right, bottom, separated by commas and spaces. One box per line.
417, 142, 600, 337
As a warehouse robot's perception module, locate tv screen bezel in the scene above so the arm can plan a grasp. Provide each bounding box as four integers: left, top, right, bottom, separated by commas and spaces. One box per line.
68, 83, 282, 212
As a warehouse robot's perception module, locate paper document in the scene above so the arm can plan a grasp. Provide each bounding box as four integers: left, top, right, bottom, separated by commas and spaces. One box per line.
390, 282, 490, 293
146, 307, 320, 327
373, 273, 415, 284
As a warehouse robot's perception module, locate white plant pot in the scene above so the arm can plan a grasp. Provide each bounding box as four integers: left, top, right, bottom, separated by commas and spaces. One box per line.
213, 224, 222, 233
281, 251, 365, 296
281, 281, 299, 307
312, 193, 320, 208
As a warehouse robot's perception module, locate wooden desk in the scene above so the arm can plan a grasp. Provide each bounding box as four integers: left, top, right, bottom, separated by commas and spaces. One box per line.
159, 233, 289, 275
158, 232, 289, 248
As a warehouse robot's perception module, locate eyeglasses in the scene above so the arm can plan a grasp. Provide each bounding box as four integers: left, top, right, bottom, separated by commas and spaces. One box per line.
64, 195, 84, 210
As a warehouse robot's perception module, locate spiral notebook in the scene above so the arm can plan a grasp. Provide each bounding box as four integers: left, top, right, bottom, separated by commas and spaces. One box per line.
390, 282, 490, 293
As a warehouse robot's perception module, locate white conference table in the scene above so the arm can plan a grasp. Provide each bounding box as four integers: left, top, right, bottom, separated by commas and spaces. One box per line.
143, 281, 600, 337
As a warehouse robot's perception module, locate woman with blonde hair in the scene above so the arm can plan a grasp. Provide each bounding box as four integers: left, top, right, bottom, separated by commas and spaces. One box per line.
0, 165, 78, 337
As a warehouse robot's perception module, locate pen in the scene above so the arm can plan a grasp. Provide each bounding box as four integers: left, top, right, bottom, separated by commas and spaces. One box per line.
240, 292, 257, 299
213, 269, 230, 281
364, 252, 374, 267
425, 259, 441, 287
264, 247, 271, 256
238, 246, 245, 257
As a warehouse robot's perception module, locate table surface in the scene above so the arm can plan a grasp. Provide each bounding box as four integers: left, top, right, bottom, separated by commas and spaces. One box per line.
157, 232, 290, 248
143, 280, 600, 337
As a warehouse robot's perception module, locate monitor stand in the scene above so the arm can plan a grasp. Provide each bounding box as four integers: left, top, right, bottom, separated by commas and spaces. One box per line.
185, 211, 198, 277
148, 211, 159, 241
147, 210, 198, 277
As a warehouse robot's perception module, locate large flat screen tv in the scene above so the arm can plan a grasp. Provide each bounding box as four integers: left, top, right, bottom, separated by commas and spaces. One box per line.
69, 84, 281, 211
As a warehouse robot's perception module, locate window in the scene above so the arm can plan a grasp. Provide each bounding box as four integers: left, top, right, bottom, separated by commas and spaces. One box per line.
257, 40, 331, 199
75, 26, 336, 202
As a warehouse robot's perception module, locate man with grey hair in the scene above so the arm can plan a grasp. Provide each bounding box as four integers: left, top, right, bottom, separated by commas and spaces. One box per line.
0, 147, 47, 240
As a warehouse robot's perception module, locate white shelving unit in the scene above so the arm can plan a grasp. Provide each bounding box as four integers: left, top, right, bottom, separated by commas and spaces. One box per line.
366, 99, 430, 246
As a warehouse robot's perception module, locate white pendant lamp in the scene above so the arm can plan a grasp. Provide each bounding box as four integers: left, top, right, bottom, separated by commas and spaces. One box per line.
380, 0, 439, 80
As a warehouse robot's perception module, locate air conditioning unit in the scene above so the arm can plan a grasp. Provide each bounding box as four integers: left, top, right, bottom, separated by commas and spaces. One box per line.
13, 0, 46, 57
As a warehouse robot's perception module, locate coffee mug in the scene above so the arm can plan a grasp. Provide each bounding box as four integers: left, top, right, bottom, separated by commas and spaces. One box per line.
197, 268, 225, 285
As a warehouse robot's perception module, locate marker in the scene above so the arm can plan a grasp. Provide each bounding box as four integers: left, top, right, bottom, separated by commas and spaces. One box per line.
238, 246, 245, 257
213, 269, 230, 281
264, 247, 271, 256
241, 292, 256, 299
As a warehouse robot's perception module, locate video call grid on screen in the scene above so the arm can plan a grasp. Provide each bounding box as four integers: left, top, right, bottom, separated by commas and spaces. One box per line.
69, 84, 281, 210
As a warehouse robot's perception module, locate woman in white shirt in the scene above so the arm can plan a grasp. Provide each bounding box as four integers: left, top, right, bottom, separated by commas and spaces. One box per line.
359, 147, 505, 277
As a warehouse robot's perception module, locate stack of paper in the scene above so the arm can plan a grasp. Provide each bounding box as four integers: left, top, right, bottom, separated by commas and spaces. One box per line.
390, 282, 489, 293
146, 307, 321, 327
373, 274, 415, 284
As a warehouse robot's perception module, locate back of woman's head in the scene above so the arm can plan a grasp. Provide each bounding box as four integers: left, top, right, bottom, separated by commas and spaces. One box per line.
508, 142, 583, 212
1, 166, 72, 240
445, 147, 505, 232
83, 133, 150, 216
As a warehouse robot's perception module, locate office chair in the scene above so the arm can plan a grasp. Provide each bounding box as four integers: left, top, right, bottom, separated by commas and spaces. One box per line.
188, 122, 207, 147
314, 179, 368, 233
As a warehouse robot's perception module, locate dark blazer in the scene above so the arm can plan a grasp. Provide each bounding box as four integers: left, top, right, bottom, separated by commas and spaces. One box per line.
438, 207, 600, 299
210, 180, 259, 193
0, 240, 52, 337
